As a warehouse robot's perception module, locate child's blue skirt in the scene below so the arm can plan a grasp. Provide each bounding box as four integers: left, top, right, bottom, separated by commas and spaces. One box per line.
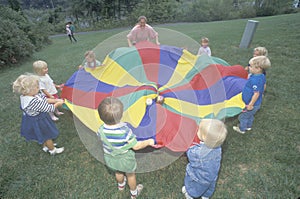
20, 112, 59, 144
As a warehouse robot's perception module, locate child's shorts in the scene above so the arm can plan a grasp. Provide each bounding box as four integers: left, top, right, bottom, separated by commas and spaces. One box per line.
104, 150, 137, 173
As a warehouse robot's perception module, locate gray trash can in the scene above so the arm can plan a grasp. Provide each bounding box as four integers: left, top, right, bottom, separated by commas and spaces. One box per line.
239, 20, 259, 48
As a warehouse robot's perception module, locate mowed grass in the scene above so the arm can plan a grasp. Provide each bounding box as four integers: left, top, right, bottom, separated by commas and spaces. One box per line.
0, 13, 299, 198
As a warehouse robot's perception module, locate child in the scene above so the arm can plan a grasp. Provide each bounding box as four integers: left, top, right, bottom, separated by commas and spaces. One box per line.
245, 46, 269, 91
245, 46, 268, 72
97, 97, 155, 199
197, 37, 211, 56
78, 50, 103, 70
233, 56, 271, 134
33, 60, 64, 121
12, 74, 65, 155
182, 119, 228, 199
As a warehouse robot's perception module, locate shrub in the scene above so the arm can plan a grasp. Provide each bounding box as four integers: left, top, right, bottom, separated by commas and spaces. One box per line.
0, 7, 34, 67
0, 6, 51, 68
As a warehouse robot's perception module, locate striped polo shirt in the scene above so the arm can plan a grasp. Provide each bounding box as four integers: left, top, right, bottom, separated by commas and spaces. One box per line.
100, 123, 137, 154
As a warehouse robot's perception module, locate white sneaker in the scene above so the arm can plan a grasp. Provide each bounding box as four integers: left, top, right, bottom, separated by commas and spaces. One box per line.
49, 147, 64, 155
51, 115, 59, 121
233, 126, 245, 134
49, 112, 59, 121
42, 143, 57, 152
182, 186, 193, 199
131, 184, 143, 199
55, 111, 64, 115
246, 127, 252, 131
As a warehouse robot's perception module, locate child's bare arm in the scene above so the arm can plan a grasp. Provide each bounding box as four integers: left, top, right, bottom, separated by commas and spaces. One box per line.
247, 92, 260, 110
47, 98, 63, 104
132, 138, 155, 150
54, 83, 61, 89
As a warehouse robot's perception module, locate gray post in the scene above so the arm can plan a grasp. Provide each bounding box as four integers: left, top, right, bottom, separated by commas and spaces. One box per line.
239, 20, 259, 48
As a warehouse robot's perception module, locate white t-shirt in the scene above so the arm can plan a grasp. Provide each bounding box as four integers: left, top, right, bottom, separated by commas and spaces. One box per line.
83, 60, 101, 68
39, 74, 57, 95
197, 46, 211, 56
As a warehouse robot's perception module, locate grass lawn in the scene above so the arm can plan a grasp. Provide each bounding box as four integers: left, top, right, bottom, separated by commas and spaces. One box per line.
0, 13, 299, 198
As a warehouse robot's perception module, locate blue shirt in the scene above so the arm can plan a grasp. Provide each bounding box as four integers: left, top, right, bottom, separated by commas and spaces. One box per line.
242, 73, 265, 106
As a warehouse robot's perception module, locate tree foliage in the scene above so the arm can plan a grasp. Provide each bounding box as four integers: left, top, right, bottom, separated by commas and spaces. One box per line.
0, 0, 298, 68
0, 5, 51, 67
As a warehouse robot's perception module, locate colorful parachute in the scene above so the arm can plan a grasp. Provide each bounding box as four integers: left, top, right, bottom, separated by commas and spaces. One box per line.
62, 41, 248, 152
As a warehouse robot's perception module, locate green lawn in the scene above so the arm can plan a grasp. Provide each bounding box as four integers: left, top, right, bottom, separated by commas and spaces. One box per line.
0, 13, 299, 198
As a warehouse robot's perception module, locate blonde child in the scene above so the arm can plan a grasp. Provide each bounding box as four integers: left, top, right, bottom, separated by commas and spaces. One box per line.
182, 119, 227, 199
97, 97, 155, 199
245, 46, 268, 71
233, 56, 271, 134
197, 37, 211, 56
245, 47, 269, 92
33, 60, 63, 121
13, 74, 65, 155
78, 50, 103, 70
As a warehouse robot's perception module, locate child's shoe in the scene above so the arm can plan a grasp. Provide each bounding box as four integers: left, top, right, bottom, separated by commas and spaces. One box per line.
49, 112, 59, 121
233, 126, 245, 134
42, 143, 57, 152
49, 147, 64, 155
182, 186, 193, 199
246, 127, 252, 131
55, 110, 64, 115
130, 184, 143, 199
118, 176, 127, 191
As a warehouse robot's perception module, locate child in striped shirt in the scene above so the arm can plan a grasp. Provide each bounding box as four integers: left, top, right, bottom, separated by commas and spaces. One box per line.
13, 74, 65, 155
97, 97, 155, 199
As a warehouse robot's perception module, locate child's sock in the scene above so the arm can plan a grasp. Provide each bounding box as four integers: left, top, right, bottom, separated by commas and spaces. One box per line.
118, 176, 126, 191
130, 189, 138, 196
130, 184, 143, 199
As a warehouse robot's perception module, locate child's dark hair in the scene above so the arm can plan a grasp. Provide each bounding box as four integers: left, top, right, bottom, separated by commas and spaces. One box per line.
98, 97, 123, 125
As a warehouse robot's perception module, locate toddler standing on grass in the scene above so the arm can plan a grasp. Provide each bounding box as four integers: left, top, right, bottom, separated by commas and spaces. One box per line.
197, 37, 211, 56
78, 50, 104, 70
245, 46, 269, 92
182, 119, 228, 199
13, 74, 65, 155
233, 56, 271, 134
33, 60, 64, 121
245, 46, 268, 71
97, 97, 155, 199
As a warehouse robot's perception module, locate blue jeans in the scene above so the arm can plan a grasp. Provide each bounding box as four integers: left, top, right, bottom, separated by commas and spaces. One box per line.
238, 105, 260, 131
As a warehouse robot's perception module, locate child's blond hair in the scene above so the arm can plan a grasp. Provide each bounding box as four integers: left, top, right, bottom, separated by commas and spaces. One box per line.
249, 56, 271, 70
254, 47, 268, 56
84, 50, 96, 60
201, 37, 209, 43
33, 60, 47, 76
13, 74, 39, 95
197, 119, 227, 149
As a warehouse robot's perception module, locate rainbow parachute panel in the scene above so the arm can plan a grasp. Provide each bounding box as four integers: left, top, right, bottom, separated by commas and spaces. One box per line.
62, 41, 248, 152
